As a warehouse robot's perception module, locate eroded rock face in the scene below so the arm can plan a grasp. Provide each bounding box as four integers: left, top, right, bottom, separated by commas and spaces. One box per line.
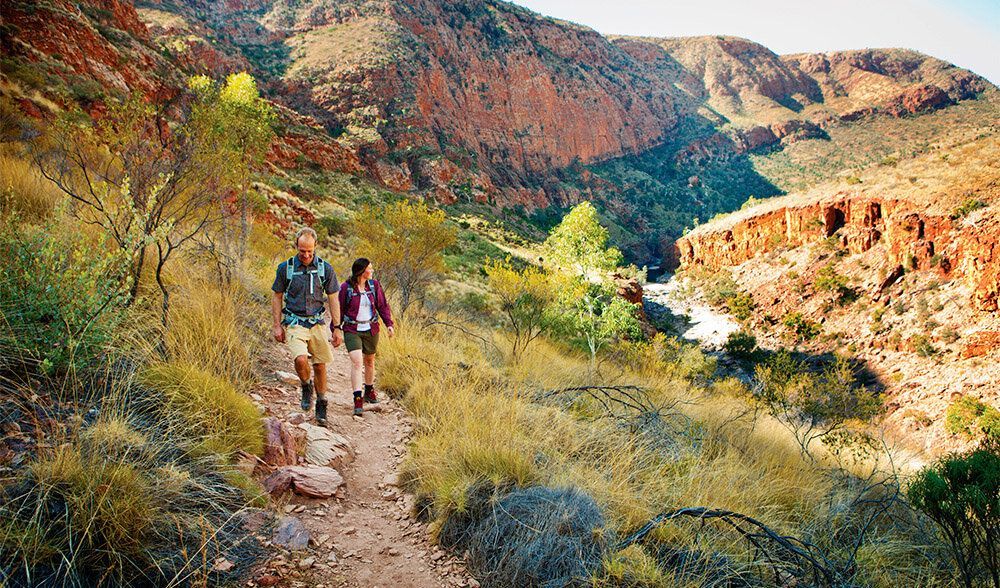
677, 196, 1000, 311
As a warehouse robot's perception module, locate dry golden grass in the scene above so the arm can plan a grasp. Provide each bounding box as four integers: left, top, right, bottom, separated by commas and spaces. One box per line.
377, 302, 956, 586
379, 317, 864, 579
0, 148, 63, 220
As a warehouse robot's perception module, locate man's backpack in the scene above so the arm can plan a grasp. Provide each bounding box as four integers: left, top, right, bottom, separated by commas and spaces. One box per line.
285, 256, 327, 294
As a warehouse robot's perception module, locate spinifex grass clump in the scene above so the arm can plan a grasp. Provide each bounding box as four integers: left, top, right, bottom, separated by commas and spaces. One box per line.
140, 362, 263, 458
440, 485, 610, 588
0, 388, 268, 587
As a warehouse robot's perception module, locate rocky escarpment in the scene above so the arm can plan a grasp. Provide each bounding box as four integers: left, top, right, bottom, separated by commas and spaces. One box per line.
677, 194, 999, 311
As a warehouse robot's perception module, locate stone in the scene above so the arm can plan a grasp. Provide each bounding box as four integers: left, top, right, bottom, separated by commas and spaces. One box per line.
275, 370, 300, 385
299, 423, 355, 470
263, 417, 298, 467
298, 557, 315, 570
264, 466, 345, 498
272, 516, 310, 550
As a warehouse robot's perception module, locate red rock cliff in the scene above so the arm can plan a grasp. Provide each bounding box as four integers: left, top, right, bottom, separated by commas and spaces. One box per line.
676, 194, 1000, 311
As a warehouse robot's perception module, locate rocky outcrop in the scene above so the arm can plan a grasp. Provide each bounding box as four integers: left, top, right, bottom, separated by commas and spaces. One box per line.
676, 196, 1000, 311
676, 194, 1000, 311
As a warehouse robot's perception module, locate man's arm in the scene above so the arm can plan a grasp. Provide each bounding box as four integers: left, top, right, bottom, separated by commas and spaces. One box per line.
271, 291, 286, 342
328, 293, 343, 347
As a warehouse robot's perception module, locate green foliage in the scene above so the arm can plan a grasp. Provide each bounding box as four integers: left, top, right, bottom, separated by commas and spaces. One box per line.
484, 258, 557, 360
782, 312, 822, 340
724, 329, 758, 360
542, 202, 623, 275
444, 228, 507, 276
352, 199, 457, 318
910, 334, 937, 357
752, 351, 882, 457
950, 198, 987, 220
0, 217, 133, 377
908, 447, 1000, 588
946, 397, 1000, 442
814, 262, 852, 300
554, 279, 644, 372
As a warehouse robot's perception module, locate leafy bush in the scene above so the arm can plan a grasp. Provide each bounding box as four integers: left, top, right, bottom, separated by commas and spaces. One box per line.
782, 312, 822, 340
484, 258, 557, 360
752, 351, 882, 457
0, 218, 131, 378
950, 198, 987, 220
814, 262, 852, 300
946, 397, 1000, 441
724, 330, 758, 360
351, 199, 457, 318
908, 447, 1000, 588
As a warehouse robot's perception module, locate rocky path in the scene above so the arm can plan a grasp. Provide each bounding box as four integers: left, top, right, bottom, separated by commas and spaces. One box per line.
248, 340, 475, 588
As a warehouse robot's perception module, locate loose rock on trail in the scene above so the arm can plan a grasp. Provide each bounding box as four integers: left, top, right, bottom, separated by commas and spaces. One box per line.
248, 339, 475, 588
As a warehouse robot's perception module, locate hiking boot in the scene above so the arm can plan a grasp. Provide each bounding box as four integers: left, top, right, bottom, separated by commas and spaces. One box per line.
353, 394, 364, 416
315, 397, 328, 426
363, 386, 379, 404
300, 380, 314, 411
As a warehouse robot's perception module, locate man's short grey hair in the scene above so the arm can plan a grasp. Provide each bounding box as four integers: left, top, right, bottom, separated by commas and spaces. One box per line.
294, 227, 318, 246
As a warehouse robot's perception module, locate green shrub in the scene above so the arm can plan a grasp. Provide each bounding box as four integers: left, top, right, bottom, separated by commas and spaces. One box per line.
910, 334, 937, 357
782, 312, 821, 340
949, 198, 987, 220
814, 262, 851, 300
725, 291, 756, 320
945, 397, 1000, 442
724, 329, 757, 360
908, 447, 1000, 588
0, 218, 131, 378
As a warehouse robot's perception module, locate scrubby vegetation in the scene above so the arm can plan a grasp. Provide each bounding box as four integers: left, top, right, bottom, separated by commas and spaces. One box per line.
1, 75, 277, 586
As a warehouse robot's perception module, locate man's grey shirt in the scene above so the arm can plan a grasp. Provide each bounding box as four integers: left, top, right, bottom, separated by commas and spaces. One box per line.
272, 257, 339, 326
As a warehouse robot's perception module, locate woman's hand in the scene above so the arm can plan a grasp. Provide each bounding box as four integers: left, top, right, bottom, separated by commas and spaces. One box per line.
387, 326, 395, 338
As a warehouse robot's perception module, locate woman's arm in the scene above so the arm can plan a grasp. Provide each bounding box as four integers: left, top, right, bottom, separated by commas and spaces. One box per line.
375, 280, 394, 327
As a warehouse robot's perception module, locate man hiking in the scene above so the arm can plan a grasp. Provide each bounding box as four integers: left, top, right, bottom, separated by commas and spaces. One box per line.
271, 227, 343, 425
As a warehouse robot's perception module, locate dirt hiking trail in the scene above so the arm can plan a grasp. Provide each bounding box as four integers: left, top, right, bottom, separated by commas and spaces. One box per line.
249, 338, 476, 588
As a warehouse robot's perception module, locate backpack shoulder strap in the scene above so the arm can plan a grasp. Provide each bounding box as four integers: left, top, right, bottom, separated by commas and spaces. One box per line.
316, 256, 326, 281
285, 257, 295, 281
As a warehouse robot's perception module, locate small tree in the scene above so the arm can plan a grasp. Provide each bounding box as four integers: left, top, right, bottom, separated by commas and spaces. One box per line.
484, 259, 556, 360
188, 73, 275, 267
557, 280, 643, 374
909, 447, 1000, 588
33, 74, 274, 325
542, 201, 622, 277
352, 200, 456, 319
751, 351, 883, 459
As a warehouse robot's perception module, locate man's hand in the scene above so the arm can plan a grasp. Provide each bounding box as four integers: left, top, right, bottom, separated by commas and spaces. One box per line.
272, 325, 285, 343
387, 325, 395, 338
332, 329, 343, 348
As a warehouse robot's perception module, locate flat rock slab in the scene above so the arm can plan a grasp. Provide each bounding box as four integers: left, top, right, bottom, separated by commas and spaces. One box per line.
264, 465, 344, 498
299, 422, 355, 470
272, 516, 310, 550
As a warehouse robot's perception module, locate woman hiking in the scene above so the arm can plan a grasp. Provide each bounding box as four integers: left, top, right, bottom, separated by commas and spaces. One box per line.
337, 258, 394, 416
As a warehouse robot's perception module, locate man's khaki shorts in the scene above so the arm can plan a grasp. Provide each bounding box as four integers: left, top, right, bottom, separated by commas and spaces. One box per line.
286, 324, 333, 365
